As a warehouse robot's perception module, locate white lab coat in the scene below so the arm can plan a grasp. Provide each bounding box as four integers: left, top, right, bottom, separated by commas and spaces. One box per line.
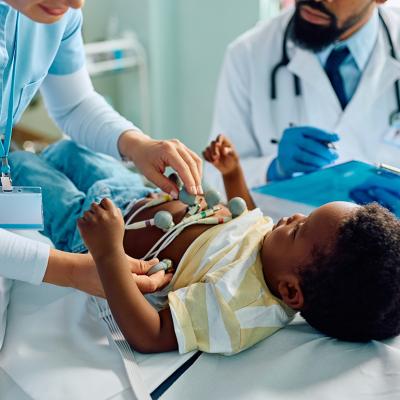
207, 6, 400, 191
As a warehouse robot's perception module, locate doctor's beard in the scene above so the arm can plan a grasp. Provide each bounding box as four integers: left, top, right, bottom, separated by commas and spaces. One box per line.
291, 0, 367, 52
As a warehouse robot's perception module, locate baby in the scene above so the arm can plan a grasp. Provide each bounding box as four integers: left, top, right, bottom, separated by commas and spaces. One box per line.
10, 138, 400, 355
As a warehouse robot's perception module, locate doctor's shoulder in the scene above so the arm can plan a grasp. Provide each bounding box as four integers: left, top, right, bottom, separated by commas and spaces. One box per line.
225, 8, 293, 64
381, 5, 400, 37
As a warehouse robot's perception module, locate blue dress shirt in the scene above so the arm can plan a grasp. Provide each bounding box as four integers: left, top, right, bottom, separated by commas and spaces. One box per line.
317, 10, 379, 103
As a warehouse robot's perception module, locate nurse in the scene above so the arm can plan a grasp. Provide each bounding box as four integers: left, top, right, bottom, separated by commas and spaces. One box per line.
207, 0, 400, 213
0, 1, 202, 297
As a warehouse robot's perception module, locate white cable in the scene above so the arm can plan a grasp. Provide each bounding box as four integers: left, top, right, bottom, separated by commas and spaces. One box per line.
125, 202, 150, 227
125, 195, 173, 228
141, 208, 220, 260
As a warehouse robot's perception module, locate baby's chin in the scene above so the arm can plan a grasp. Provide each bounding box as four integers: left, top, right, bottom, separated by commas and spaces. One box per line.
261, 229, 274, 250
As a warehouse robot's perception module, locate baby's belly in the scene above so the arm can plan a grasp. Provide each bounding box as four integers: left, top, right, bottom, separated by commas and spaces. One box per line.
123, 197, 230, 266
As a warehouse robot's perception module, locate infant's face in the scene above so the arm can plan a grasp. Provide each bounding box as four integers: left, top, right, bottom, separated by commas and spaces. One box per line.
261, 202, 359, 279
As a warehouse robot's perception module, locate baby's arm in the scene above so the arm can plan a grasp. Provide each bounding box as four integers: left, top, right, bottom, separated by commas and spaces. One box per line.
78, 199, 177, 353
203, 135, 256, 209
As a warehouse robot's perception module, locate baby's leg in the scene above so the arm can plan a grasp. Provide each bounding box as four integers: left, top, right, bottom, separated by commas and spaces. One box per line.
41, 140, 146, 194
8, 151, 86, 252
41, 141, 155, 251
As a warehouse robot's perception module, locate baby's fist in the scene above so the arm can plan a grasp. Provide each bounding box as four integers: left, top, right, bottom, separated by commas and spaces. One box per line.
202, 134, 239, 176
77, 198, 125, 259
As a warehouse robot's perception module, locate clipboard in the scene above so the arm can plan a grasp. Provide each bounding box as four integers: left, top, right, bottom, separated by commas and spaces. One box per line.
252, 161, 398, 208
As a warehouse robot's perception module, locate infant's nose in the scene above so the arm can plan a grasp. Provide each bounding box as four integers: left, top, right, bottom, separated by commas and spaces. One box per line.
287, 213, 305, 224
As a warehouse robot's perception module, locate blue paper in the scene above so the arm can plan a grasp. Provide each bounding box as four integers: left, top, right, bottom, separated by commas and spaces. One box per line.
252, 161, 394, 208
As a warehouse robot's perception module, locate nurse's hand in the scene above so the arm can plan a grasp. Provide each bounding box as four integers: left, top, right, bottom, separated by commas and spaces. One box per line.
118, 130, 203, 198
71, 253, 171, 297
267, 126, 340, 181
349, 174, 400, 215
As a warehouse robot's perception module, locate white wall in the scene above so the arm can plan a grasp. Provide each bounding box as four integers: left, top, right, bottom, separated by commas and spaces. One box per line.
83, 0, 260, 153
19, 1, 260, 154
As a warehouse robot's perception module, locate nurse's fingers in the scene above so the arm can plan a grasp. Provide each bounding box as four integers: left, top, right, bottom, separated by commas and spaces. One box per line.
161, 147, 200, 195
134, 271, 173, 293
130, 258, 159, 274
176, 146, 203, 195
185, 146, 203, 186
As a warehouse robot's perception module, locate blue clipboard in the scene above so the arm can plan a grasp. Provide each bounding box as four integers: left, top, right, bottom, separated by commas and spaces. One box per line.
252, 161, 398, 208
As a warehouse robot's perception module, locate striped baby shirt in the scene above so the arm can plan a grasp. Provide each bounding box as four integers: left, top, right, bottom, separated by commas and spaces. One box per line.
168, 209, 296, 355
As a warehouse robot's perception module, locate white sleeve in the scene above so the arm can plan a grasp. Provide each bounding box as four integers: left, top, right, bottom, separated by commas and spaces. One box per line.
206, 44, 274, 192
40, 67, 142, 159
0, 229, 50, 284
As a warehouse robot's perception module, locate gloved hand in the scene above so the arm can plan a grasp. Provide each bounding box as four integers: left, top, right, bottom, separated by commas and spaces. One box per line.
267, 126, 340, 181
349, 174, 400, 215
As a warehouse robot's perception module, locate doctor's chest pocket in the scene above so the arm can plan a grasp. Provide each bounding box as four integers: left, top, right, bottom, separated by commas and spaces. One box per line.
375, 126, 400, 168
13, 74, 46, 122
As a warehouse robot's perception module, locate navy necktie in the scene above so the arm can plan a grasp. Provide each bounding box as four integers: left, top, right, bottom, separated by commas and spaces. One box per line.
325, 46, 350, 110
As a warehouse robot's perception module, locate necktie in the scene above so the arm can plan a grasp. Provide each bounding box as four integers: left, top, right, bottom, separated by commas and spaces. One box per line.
325, 46, 350, 110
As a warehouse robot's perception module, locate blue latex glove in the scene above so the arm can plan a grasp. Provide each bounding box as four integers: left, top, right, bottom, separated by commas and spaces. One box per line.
267, 126, 340, 180
350, 174, 400, 215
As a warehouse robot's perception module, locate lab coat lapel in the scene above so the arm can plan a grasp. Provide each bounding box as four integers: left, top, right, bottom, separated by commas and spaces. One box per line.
340, 26, 400, 127
287, 47, 342, 127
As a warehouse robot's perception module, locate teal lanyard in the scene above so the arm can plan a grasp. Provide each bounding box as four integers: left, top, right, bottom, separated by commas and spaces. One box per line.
0, 11, 19, 176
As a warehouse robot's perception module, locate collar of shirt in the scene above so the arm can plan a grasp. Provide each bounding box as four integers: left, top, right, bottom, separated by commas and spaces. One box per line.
317, 8, 379, 72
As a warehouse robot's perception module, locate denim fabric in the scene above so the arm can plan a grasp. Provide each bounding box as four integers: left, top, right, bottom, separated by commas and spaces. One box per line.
9, 140, 154, 253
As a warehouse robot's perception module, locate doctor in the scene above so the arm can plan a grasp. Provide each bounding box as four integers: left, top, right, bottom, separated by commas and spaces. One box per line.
208, 0, 400, 213
0, 1, 203, 299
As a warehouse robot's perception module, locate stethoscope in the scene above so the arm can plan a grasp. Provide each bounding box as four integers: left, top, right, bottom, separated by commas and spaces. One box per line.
270, 9, 400, 128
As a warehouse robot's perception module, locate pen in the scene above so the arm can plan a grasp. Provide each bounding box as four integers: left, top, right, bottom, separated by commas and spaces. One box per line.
270, 138, 337, 150
378, 163, 400, 176
270, 123, 338, 150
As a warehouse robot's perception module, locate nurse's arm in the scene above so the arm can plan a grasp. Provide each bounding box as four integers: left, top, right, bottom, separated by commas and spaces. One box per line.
43, 250, 169, 298
43, 249, 105, 297
47, 252, 177, 352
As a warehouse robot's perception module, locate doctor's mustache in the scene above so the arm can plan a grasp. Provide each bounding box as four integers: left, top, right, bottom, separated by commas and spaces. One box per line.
291, 0, 343, 52
295, 0, 336, 21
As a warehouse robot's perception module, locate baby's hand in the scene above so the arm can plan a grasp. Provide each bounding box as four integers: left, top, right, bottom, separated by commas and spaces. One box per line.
78, 198, 125, 260
203, 134, 240, 176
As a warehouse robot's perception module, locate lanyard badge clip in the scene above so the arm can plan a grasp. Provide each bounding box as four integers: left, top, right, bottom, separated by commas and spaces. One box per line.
1, 157, 12, 192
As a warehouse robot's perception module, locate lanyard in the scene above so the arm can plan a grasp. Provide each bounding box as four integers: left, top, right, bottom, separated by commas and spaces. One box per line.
0, 11, 19, 177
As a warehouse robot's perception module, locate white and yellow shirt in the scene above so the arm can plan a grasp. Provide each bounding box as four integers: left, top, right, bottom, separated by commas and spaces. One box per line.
168, 209, 296, 355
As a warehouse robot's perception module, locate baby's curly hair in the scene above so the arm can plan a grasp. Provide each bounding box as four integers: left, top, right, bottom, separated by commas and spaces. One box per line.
299, 203, 400, 341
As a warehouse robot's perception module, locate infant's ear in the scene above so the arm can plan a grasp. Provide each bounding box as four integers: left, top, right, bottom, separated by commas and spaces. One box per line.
277, 276, 304, 310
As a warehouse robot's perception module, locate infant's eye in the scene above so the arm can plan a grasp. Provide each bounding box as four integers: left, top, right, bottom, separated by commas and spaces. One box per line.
292, 222, 301, 238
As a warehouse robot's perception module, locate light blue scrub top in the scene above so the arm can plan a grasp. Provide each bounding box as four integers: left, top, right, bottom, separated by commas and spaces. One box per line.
0, 3, 85, 132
